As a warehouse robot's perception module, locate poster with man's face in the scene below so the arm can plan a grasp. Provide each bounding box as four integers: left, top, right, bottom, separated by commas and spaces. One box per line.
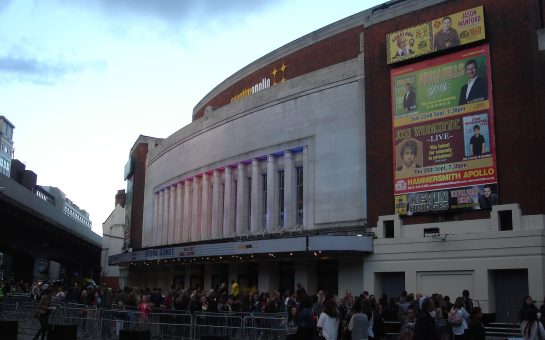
391, 45, 498, 215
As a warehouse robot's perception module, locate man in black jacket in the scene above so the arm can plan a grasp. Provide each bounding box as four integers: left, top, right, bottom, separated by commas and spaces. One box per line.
459, 59, 488, 105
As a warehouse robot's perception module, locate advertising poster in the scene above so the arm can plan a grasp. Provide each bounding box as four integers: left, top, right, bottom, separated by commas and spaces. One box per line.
392, 45, 498, 216
394, 183, 499, 216
386, 23, 433, 64
386, 6, 485, 64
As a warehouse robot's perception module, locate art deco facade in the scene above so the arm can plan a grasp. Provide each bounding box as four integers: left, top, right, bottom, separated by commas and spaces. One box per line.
111, 0, 545, 320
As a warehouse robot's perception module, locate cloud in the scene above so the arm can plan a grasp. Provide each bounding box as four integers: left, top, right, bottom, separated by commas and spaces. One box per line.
0, 54, 107, 85
80, 0, 277, 22
0, 0, 14, 13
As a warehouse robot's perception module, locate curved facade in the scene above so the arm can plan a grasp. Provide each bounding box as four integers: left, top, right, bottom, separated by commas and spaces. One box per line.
112, 0, 545, 320
119, 12, 372, 295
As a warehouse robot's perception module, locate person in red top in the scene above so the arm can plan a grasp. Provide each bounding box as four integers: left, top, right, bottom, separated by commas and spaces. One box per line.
138, 294, 152, 321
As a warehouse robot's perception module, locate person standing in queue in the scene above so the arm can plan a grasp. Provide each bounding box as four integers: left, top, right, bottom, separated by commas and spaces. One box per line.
33, 288, 56, 340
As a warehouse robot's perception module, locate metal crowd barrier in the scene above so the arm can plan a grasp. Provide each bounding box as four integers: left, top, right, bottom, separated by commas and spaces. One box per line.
384, 320, 402, 340
506, 310, 522, 338
2, 293, 34, 304
193, 311, 246, 339
1, 300, 289, 340
242, 312, 287, 340
148, 309, 193, 339
435, 318, 451, 340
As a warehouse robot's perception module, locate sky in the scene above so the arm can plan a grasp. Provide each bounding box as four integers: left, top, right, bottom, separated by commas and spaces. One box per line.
0, 0, 384, 236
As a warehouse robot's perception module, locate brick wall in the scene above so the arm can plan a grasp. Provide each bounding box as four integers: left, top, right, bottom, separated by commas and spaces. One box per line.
193, 26, 363, 120
364, 0, 545, 227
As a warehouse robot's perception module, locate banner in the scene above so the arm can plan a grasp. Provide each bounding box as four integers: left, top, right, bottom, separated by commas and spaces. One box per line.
391, 45, 498, 215
394, 184, 499, 216
386, 6, 485, 64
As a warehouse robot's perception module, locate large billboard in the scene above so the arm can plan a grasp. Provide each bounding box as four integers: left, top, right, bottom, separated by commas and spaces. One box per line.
392, 45, 498, 215
386, 6, 485, 64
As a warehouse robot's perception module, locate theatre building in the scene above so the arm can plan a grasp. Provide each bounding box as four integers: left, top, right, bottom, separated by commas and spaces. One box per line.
110, 0, 545, 320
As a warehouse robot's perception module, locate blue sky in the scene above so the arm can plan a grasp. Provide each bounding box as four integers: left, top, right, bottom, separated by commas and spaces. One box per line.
0, 0, 383, 235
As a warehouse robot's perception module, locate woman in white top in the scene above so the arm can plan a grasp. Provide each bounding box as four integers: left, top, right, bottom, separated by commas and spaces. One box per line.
451, 297, 470, 339
521, 309, 545, 340
317, 299, 340, 340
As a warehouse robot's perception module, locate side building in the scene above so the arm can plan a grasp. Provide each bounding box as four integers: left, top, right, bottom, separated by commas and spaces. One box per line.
41, 186, 92, 229
0, 116, 15, 177
363, 0, 545, 321
100, 190, 126, 290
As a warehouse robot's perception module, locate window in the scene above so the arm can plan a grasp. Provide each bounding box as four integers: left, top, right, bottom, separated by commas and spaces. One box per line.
262, 174, 267, 228
384, 220, 394, 238
0, 157, 9, 176
278, 170, 284, 227
296, 167, 303, 225
499, 210, 513, 231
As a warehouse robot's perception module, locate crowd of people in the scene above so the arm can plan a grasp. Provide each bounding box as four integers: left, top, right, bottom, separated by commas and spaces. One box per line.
3, 278, 545, 340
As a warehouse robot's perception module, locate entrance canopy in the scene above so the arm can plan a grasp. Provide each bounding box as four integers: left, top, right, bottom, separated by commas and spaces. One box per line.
109, 232, 373, 266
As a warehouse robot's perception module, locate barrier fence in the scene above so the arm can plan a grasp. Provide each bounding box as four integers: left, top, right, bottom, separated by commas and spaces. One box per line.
0, 297, 524, 340
0, 298, 288, 339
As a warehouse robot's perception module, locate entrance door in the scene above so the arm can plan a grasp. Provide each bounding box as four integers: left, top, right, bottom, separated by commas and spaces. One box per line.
381, 272, 405, 300
493, 269, 528, 322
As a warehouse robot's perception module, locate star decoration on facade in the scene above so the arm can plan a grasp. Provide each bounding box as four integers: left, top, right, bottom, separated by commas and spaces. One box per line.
272, 61, 288, 84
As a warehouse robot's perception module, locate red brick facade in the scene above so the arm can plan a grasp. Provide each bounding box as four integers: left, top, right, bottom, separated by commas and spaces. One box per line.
364, 0, 545, 227
129, 142, 149, 250
193, 26, 363, 120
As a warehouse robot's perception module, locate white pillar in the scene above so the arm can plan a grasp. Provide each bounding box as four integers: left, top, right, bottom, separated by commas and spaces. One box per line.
152, 192, 158, 246
169, 185, 176, 243
201, 173, 210, 240
183, 180, 192, 243
284, 151, 294, 229
236, 163, 246, 236
266, 155, 276, 232
223, 167, 233, 238
303, 145, 308, 227
250, 159, 259, 234
174, 183, 183, 243
162, 187, 170, 245
211, 170, 221, 239
157, 190, 164, 246
192, 176, 201, 242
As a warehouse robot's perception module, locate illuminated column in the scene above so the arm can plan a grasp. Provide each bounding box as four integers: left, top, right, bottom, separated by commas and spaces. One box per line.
157, 190, 164, 246
250, 159, 259, 234
266, 155, 276, 232
183, 180, 192, 243
191, 176, 201, 242
152, 192, 158, 246
169, 185, 176, 243
222, 166, 233, 238
303, 145, 308, 227
211, 170, 221, 239
284, 151, 294, 229
200, 173, 210, 240
174, 183, 183, 243
236, 163, 246, 236
162, 187, 170, 245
